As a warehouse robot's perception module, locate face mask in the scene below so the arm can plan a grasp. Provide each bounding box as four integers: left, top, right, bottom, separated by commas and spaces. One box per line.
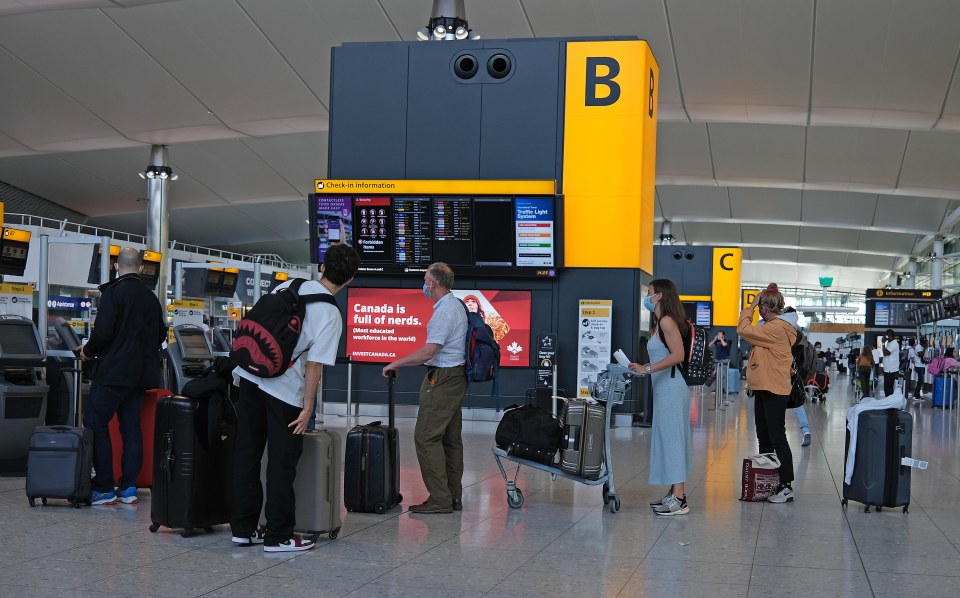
643, 296, 656, 311
422, 283, 431, 298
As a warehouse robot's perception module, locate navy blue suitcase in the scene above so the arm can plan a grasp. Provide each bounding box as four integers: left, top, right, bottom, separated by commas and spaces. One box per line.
344, 375, 402, 514
26, 425, 93, 507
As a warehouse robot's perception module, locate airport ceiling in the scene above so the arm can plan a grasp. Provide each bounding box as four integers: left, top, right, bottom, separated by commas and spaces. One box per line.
0, 0, 958, 292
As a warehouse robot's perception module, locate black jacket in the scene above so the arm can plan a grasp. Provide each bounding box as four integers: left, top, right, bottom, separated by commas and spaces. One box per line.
84, 273, 166, 388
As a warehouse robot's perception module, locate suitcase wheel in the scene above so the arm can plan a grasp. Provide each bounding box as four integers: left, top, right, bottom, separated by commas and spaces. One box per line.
204, 527, 214, 533
840, 498, 847, 508
602, 483, 610, 504
374, 503, 387, 515
42, 498, 47, 506
181, 528, 194, 538
396, 493, 403, 504
28, 497, 35, 507
507, 488, 524, 509
329, 527, 340, 540
903, 504, 909, 514
864, 505, 871, 513
149, 523, 160, 533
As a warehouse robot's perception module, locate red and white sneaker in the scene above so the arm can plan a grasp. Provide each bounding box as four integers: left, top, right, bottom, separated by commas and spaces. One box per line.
231, 526, 266, 546
264, 535, 315, 553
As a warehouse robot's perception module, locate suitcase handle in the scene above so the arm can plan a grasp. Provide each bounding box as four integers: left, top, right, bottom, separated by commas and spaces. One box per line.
387, 371, 396, 430
48, 425, 75, 432
160, 431, 175, 480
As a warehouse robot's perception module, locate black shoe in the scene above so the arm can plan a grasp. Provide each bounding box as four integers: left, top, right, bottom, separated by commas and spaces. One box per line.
452, 499, 463, 511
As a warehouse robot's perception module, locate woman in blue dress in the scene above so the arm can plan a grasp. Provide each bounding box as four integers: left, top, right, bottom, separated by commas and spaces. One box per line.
629, 279, 692, 516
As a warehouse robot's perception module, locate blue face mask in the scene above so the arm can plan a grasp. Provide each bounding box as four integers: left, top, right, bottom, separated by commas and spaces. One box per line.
422, 283, 431, 298
643, 296, 656, 311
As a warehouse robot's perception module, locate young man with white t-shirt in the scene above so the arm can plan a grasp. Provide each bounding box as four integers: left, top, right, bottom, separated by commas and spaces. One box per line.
230, 244, 359, 552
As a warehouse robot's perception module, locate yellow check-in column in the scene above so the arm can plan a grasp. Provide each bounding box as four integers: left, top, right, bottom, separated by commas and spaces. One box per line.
562, 41, 659, 273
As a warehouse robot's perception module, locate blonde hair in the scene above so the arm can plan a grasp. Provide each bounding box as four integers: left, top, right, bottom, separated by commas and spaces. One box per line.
758, 283, 785, 315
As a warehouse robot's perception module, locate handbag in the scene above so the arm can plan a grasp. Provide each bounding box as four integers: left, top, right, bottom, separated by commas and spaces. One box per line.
787, 374, 806, 409
739, 452, 781, 501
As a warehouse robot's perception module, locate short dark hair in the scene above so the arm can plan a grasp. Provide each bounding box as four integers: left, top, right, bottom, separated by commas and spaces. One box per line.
885, 329, 895, 336
323, 244, 360, 285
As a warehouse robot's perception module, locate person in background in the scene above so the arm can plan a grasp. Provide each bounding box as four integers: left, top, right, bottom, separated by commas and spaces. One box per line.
629, 278, 692, 516
709, 330, 730, 362
857, 349, 875, 398
738, 283, 797, 504
881, 329, 900, 397
909, 338, 925, 403
781, 308, 811, 447
383, 262, 468, 515
872, 344, 883, 382
79, 248, 166, 506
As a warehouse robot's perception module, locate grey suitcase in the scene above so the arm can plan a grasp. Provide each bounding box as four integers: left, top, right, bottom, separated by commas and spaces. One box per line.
260, 429, 343, 540
26, 425, 93, 507
560, 399, 605, 480
842, 409, 911, 513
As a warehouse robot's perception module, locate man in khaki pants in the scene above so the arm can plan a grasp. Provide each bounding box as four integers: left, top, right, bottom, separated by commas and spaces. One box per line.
383, 263, 468, 514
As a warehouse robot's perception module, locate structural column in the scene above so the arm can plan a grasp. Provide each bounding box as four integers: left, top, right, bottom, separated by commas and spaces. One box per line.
933, 237, 945, 290
145, 145, 172, 300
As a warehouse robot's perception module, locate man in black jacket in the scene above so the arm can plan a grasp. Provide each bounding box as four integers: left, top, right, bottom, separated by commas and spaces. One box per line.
79, 247, 167, 505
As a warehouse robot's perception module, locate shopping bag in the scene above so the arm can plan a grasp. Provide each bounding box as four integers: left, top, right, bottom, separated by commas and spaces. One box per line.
739, 453, 781, 501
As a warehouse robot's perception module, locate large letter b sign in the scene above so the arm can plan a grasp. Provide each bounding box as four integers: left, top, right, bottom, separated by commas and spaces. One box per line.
585, 57, 620, 106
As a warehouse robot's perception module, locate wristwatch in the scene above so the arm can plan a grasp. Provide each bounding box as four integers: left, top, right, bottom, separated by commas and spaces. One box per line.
644, 364, 652, 374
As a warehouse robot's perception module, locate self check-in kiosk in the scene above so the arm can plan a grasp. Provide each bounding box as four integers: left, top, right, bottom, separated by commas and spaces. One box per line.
211, 327, 232, 357
0, 315, 50, 467
165, 324, 215, 394
44, 317, 88, 426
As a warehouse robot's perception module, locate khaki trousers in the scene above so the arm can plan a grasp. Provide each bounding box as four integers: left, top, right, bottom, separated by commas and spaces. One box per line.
414, 366, 467, 506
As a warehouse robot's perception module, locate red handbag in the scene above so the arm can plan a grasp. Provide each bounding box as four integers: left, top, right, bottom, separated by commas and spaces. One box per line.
740, 453, 781, 501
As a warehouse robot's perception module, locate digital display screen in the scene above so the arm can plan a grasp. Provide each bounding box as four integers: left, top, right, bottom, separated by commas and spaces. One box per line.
178, 329, 212, 360
2, 245, 26, 259
220, 272, 238, 296
433, 197, 473, 265
308, 194, 561, 277
204, 271, 223, 294
347, 288, 531, 366
0, 320, 42, 358
868, 301, 930, 328
682, 301, 712, 327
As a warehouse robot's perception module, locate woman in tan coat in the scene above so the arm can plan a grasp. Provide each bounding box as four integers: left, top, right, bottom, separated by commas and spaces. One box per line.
738, 283, 797, 504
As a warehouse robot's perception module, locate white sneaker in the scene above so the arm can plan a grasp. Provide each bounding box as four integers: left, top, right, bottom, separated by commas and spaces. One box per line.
801, 432, 811, 447
231, 526, 266, 545
649, 492, 671, 507
264, 536, 316, 553
767, 485, 794, 503
653, 494, 689, 515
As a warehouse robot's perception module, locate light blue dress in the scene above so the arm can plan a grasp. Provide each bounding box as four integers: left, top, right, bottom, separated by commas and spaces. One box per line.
647, 331, 693, 485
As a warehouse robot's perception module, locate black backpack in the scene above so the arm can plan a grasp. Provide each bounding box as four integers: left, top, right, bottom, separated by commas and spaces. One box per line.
495, 404, 563, 465
791, 330, 817, 382
230, 279, 337, 378
460, 300, 501, 394
659, 323, 713, 386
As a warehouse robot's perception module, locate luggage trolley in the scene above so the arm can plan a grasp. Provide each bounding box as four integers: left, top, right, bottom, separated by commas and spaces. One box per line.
492, 364, 633, 513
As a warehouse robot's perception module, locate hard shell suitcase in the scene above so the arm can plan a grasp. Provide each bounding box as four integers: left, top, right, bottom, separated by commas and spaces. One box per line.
149, 394, 236, 536
728, 368, 741, 393
559, 399, 606, 480
25, 425, 93, 507
344, 374, 402, 514
108, 388, 170, 489
842, 409, 911, 513
933, 375, 956, 408
260, 429, 343, 539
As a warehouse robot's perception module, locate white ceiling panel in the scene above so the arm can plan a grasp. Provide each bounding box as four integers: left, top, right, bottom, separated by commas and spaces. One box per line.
739, 223, 799, 247
708, 123, 805, 183
679, 221, 741, 245
939, 54, 960, 131
804, 127, 908, 189
743, 247, 797, 264
800, 190, 876, 228
798, 227, 860, 252
668, 0, 811, 124
88, 211, 149, 237
811, 0, 960, 128
846, 253, 898, 271
728, 187, 802, 221
874, 194, 951, 234
168, 140, 300, 205
106, 0, 324, 129
857, 230, 918, 256
0, 154, 138, 215
657, 186, 728, 220
655, 123, 712, 179
898, 131, 960, 194
797, 249, 848, 268
0, 10, 217, 140
232, 200, 310, 242
241, 132, 328, 193
169, 205, 271, 245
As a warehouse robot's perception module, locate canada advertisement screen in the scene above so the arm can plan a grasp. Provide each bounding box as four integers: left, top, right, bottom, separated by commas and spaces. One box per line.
347, 288, 532, 367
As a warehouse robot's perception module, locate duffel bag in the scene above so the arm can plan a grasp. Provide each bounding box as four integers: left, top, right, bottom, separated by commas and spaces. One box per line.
495, 405, 562, 460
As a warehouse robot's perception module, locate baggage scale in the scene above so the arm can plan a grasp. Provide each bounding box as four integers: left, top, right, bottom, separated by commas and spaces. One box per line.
491, 364, 633, 513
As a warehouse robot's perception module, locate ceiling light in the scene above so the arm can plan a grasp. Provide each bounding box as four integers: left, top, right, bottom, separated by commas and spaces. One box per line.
455, 26, 468, 40
433, 25, 446, 38
139, 165, 178, 182
170, 173, 178, 181
416, 28, 429, 41
138, 172, 146, 179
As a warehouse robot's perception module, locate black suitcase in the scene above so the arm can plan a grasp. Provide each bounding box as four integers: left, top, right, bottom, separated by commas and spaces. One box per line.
344, 374, 402, 514
149, 395, 236, 536
842, 409, 911, 513
25, 425, 93, 507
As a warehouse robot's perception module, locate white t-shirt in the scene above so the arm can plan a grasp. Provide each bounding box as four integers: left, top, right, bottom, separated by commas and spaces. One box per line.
882, 339, 900, 373
872, 347, 882, 366
234, 280, 342, 408
911, 346, 924, 369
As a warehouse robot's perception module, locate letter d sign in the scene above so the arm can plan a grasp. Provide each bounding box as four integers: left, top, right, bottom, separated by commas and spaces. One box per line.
585, 57, 620, 106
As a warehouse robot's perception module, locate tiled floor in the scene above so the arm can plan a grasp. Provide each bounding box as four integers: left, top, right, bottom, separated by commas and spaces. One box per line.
2, 372, 958, 597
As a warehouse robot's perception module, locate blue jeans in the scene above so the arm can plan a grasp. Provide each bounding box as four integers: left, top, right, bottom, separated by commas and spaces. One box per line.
83, 385, 144, 492
792, 405, 810, 435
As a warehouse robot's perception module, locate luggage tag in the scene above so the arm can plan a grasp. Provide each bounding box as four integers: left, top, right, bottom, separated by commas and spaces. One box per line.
900, 457, 928, 470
